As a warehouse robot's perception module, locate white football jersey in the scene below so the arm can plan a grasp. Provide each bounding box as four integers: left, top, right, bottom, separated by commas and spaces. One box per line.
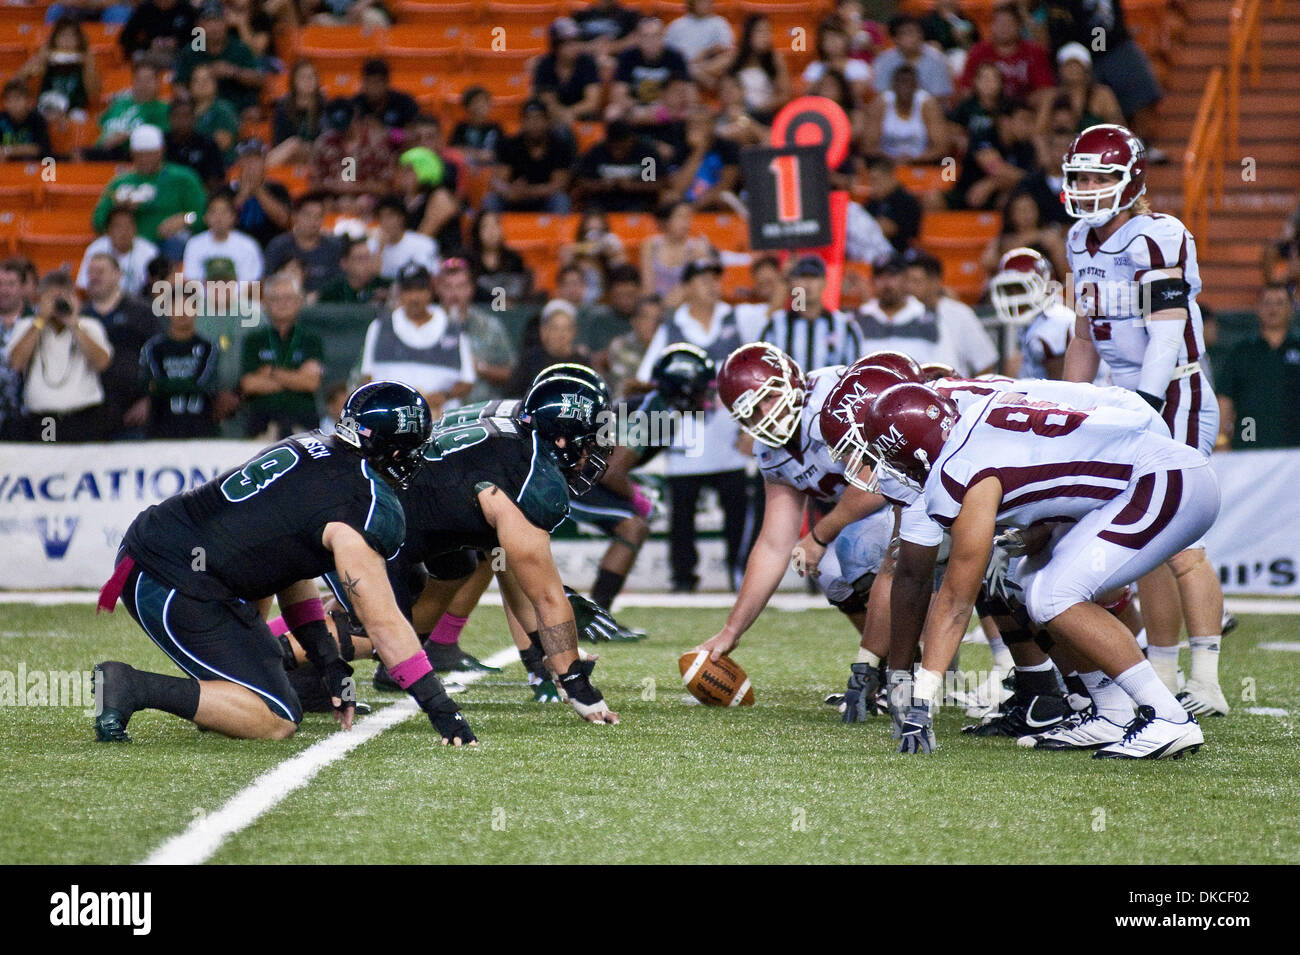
935, 375, 1168, 434
1066, 210, 1206, 402
1018, 302, 1073, 380
922, 391, 1203, 532
754, 366, 851, 502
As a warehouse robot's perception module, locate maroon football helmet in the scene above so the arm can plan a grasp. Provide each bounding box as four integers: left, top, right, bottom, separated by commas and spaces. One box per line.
989, 247, 1054, 325
717, 342, 806, 447
857, 350, 924, 384
920, 361, 957, 382
1061, 123, 1147, 227
819, 363, 908, 491
864, 382, 959, 486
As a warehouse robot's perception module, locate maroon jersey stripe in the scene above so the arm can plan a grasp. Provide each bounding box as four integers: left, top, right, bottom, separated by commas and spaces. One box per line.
1000, 483, 1126, 511
1098, 470, 1184, 549
950, 460, 1134, 502
1108, 472, 1156, 527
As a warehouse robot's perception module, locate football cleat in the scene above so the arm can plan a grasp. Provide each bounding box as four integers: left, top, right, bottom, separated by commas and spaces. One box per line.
1018, 710, 1129, 750
426, 643, 502, 674
372, 661, 401, 692
529, 674, 561, 702
1177, 679, 1230, 717
1222, 611, 1238, 637
92, 662, 135, 743
962, 692, 1072, 737
1093, 706, 1204, 760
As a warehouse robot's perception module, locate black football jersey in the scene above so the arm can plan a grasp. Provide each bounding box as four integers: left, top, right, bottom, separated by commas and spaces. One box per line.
397, 399, 570, 569
122, 432, 406, 601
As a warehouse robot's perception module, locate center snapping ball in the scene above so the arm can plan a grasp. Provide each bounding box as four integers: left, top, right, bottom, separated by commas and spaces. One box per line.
678, 651, 755, 707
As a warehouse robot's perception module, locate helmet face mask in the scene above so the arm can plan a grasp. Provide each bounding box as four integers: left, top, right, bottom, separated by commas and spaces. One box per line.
717, 343, 806, 449
522, 371, 613, 496
863, 383, 959, 489
1061, 124, 1147, 228
652, 343, 716, 414
819, 362, 909, 492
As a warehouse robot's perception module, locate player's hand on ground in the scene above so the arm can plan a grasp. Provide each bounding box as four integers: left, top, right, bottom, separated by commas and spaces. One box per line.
694, 629, 738, 662
898, 704, 937, 755
841, 662, 881, 723
428, 707, 478, 746
321, 660, 355, 731
793, 533, 825, 578
558, 659, 620, 725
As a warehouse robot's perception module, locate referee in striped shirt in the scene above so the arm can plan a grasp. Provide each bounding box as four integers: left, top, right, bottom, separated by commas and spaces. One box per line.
759, 256, 866, 372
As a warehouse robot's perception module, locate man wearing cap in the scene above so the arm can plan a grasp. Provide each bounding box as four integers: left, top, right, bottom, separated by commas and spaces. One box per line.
92, 125, 207, 258
486, 99, 575, 214
760, 256, 866, 373
636, 257, 765, 591
174, 2, 263, 114
361, 263, 474, 420
238, 271, 323, 439
1047, 42, 1123, 132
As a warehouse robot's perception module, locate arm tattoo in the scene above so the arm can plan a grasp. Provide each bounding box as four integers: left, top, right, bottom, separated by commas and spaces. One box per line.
536, 619, 579, 659
338, 571, 361, 608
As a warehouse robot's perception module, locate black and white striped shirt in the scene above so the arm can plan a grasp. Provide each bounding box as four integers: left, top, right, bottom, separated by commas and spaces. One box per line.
759, 308, 866, 373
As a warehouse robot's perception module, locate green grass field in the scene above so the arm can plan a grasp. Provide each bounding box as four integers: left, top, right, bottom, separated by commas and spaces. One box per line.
2, 602, 1297, 864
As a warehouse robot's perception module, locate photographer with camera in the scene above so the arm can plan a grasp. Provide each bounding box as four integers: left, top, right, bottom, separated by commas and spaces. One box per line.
3, 271, 113, 442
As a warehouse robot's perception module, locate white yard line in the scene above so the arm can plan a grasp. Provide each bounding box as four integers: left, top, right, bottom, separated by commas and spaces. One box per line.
139, 645, 520, 866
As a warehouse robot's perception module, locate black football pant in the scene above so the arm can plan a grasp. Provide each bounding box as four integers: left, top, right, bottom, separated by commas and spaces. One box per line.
666, 468, 750, 592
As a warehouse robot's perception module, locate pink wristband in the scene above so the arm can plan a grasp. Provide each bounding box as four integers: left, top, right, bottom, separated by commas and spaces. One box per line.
267, 616, 290, 638
282, 597, 325, 631
630, 486, 653, 519
389, 650, 433, 690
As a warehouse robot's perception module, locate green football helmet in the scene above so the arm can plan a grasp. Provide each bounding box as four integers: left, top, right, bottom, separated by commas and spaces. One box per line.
532, 362, 611, 403
334, 380, 433, 487
651, 343, 716, 413
521, 373, 613, 495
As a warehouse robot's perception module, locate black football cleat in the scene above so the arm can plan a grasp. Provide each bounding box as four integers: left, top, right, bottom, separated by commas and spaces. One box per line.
963, 692, 1072, 737
93, 661, 135, 742
425, 642, 501, 674
372, 660, 402, 692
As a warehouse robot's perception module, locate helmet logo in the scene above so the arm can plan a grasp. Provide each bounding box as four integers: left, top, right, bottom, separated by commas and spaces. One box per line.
925, 404, 940, 420
558, 392, 595, 423
832, 381, 872, 425
335, 415, 362, 448
393, 405, 426, 434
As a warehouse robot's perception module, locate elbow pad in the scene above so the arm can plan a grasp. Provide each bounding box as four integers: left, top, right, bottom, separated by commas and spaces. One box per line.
1136, 315, 1186, 399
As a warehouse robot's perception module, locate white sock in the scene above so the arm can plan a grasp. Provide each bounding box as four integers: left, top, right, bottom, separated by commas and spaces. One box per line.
1114, 660, 1186, 722
1188, 635, 1222, 688
856, 647, 881, 667
1146, 644, 1181, 693
914, 667, 943, 707
1080, 670, 1134, 723
1134, 627, 1148, 651
987, 636, 1013, 672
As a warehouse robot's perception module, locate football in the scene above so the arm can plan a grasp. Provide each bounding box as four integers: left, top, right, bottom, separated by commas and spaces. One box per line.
678, 650, 755, 707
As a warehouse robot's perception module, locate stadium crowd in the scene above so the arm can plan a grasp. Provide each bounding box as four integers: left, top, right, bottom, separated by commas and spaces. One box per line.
0, 0, 1294, 460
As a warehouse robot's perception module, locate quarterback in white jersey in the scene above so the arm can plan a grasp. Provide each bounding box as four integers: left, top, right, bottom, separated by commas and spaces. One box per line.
692, 343, 891, 668
859, 381, 1218, 759
1059, 123, 1229, 719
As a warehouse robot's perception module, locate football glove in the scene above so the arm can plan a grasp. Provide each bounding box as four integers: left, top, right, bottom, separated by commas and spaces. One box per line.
320, 659, 355, 718
565, 587, 645, 642
557, 658, 615, 722
887, 669, 914, 740
428, 707, 478, 746
898, 702, 937, 754
982, 541, 1025, 607
841, 662, 883, 723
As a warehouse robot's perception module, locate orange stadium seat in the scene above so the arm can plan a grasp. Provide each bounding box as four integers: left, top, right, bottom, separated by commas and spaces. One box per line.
43, 162, 123, 187
461, 22, 547, 53
919, 210, 1001, 250
296, 24, 383, 73
606, 212, 660, 246
42, 184, 103, 216
500, 212, 579, 245
697, 212, 749, 252
265, 164, 311, 197
0, 178, 39, 207
486, 1, 567, 30
895, 163, 953, 195
0, 43, 30, 74
17, 220, 95, 276
719, 262, 752, 298
393, 0, 482, 25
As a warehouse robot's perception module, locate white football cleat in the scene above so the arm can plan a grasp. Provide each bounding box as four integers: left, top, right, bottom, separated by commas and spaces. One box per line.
1093, 706, 1204, 760
1177, 679, 1230, 716
1019, 711, 1129, 750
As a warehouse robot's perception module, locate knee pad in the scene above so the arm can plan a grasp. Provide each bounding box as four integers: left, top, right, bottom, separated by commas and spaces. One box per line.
828, 572, 875, 616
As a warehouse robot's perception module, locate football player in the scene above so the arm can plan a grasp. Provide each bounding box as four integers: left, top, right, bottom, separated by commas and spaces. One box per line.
861, 381, 1218, 758
990, 247, 1080, 382
323, 371, 621, 724
1060, 123, 1229, 716
691, 343, 894, 704
93, 382, 480, 746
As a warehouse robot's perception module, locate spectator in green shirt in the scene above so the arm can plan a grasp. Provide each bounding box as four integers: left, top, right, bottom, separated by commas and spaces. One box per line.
190, 63, 241, 164
238, 271, 324, 439
316, 237, 390, 305
1217, 284, 1300, 450
88, 60, 169, 160
92, 124, 208, 258
174, 2, 263, 115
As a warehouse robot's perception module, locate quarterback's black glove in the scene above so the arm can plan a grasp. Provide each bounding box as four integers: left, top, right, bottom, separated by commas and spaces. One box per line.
319, 659, 355, 718
841, 662, 883, 723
